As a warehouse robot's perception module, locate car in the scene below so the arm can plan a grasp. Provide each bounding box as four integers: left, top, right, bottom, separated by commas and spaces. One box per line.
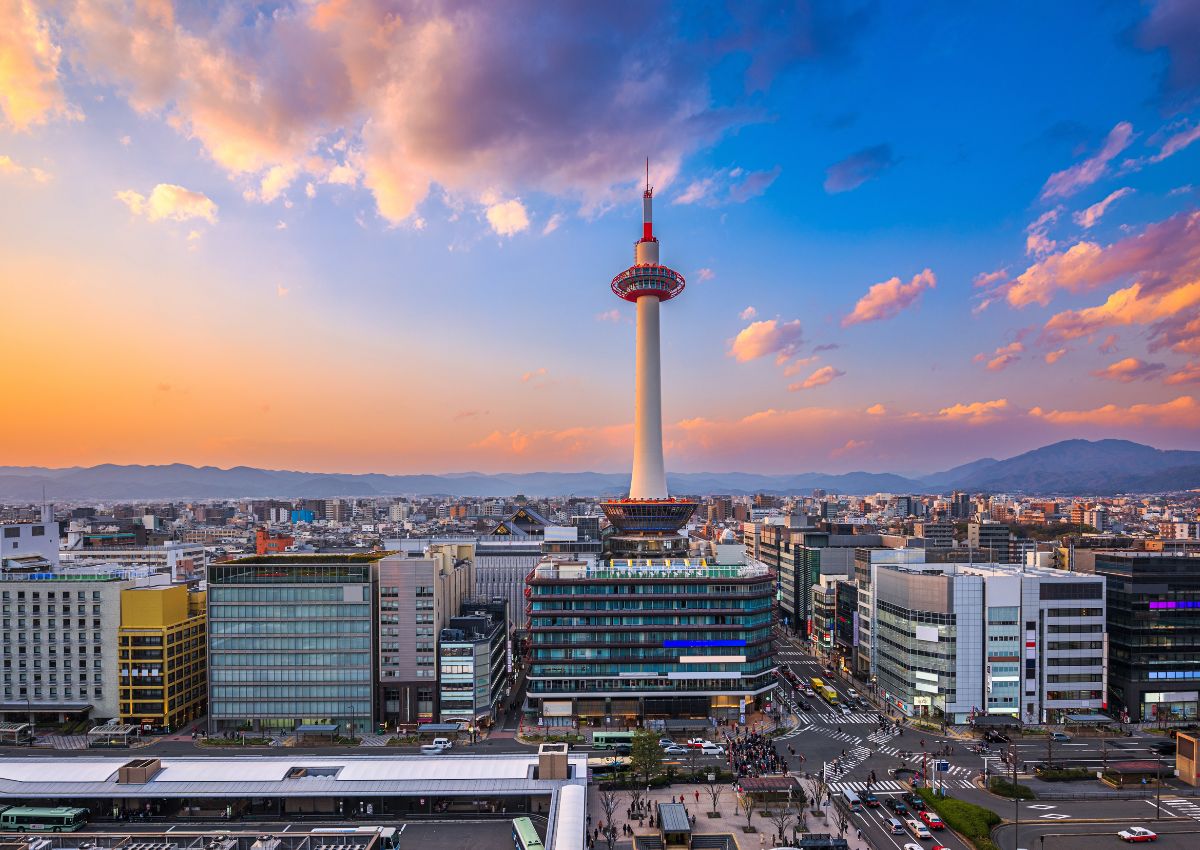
902, 793, 926, 811
614, 744, 632, 756
903, 844, 923, 850
919, 812, 944, 830
1153, 741, 1176, 755
658, 738, 674, 748
984, 730, 1010, 743
699, 744, 725, 756
1117, 827, 1157, 842
420, 737, 454, 753
799, 701, 813, 711
847, 688, 859, 699
887, 799, 909, 815
1050, 732, 1071, 742
906, 819, 931, 840
686, 738, 715, 748
863, 792, 880, 807
662, 744, 687, 755
931, 845, 951, 850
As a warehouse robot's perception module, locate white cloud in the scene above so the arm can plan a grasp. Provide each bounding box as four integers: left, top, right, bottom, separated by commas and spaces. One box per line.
541, 213, 563, 236
1073, 187, 1134, 229
116, 183, 218, 224
739, 306, 757, 320
0, 153, 50, 182
484, 197, 529, 237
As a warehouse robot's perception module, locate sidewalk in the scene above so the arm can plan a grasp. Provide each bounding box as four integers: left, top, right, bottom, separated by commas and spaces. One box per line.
587, 780, 874, 850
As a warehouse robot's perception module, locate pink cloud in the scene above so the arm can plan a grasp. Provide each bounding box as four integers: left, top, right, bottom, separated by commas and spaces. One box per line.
973, 268, 1008, 289
830, 439, 870, 458
696, 268, 715, 282
728, 319, 804, 364
739, 306, 757, 320
1030, 395, 1200, 428
1165, 362, 1200, 385
1099, 334, 1119, 354
842, 268, 936, 326
1091, 357, 1167, 382
595, 309, 620, 323
781, 356, 818, 377
865, 403, 887, 416
0, 0, 79, 130
1044, 348, 1067, 364
1073, 187, 1134, 229
788, 365, 844, 391
936, 399, 1009, 423
1039, 122, 1135, 200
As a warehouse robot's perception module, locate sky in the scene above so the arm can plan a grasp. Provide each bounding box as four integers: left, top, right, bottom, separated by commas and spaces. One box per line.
2, 0, 1200, 477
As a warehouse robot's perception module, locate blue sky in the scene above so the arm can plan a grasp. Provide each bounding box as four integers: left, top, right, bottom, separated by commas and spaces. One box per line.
1, 1, 1199, 474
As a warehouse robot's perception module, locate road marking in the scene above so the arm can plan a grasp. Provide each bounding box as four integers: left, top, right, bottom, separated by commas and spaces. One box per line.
1039, 813, 1072, 819
1026, 804, 1056, 810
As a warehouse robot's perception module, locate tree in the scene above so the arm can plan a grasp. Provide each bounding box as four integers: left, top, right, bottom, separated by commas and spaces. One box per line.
629, 786, 646, 822
802, 772, 828, 815
767, 801, 796, 845
704, 774, 724, 816
684, 744, 703, 781
835, 805, 850, 838
1046, 732, 1055, 769
630, 728, 661, 786
742, 790, 758, 831
597, 785, 622, 848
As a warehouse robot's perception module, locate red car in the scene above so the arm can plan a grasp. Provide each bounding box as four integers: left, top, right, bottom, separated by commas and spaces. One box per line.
919, 812, 945, 830
1118, 828, 1157, 843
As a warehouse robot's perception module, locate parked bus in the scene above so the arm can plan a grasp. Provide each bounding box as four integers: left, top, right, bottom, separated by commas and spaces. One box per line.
819, 685, 839, 706
591, 731, 635, 749
587, 756, 632, 774
512, 817, 545, 850
310, 828, 398, 850
0, 807, 89, 832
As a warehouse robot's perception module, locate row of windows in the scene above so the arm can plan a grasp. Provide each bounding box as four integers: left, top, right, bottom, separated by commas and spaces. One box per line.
530, 599, 772, 612
210, 621, 370, 635
1046, 624, 1104, 634
1, 589, 95, 600
210, 637, 370, 652
211, 652, 370, 668
529, 614, 772, 627
211, 685, 372, 699
210, 586, 347, 602
531, 660, 774, 676
211, 668, 371, 682
1046, 641, 1104, 651
531, 629, 771, 646
209, 604, 370, 619
1047, 673, 1104, 683
5, 686, 101, 698
3, 604, 100, 615
530, 583, 772, 597
210, 701, 373, 716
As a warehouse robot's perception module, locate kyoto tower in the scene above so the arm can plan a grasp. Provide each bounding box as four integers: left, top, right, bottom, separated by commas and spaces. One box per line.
601, 164, 697, 558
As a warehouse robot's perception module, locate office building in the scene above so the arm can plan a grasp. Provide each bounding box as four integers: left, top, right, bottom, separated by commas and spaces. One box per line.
872, 560, 1105, 724
1075, 550, 1200, 721
968, 522, 1013, 562
438, 597, 510, 727
0, 572, 134, 723
0, 514, 60, 570
377, 543, 475, 727
61, 541, 206, 581
207, 555, 377, 736
526, 557, 776, 721
914, 521, 955, 550
118, 584, 206, 732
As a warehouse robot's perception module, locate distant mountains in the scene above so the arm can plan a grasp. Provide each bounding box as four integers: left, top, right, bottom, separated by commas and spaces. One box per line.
1, 439, 1198, 500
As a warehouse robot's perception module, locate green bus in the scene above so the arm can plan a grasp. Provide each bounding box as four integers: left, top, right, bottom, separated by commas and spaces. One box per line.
0, 807, 89, 832
591, 730, 635, 749
511, 816, 545, 850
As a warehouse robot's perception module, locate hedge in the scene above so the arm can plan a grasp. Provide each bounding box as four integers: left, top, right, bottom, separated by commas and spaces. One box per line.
1036, 767, 1093, 782
988, 777, 1035, 799
917, 788, 1001, 850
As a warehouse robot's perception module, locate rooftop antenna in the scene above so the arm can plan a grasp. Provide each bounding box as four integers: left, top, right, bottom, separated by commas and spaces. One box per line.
645, 157, 650, 194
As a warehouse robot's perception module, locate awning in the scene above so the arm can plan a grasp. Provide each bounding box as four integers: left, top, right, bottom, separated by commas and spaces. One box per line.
417, 723, 464, 733
657, 802, 691, 833
0, 702, 92, 713
296, 724, 339, 733
971, 715, 1021, 727
664, 719, 709, 731
1064, 713, 1113, 723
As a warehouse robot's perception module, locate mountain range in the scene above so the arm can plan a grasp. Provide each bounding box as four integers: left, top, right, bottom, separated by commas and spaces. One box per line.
0, 439, 1198, 500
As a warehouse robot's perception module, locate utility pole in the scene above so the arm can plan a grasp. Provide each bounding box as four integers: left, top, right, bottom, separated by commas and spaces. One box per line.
1157, 758, 1162, 819
1012, 750, 1020, 850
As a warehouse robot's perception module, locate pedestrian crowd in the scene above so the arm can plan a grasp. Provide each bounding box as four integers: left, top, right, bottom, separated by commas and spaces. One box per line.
729, 730, 789, 777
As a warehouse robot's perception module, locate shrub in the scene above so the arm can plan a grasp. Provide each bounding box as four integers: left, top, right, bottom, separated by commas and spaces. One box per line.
1036, 767, 1093, 782
988, 777, 1035, 799
917, 788, 1001, 850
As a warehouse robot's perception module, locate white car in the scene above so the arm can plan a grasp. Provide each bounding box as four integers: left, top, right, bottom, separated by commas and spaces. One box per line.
1117, 827, 1157, 843
903, 844, 923, 850
662, 744, 687, 755
847, 688, 859, 698
906, 819, 931, 840
687, 738, 716, 749
699, 744, 725, 756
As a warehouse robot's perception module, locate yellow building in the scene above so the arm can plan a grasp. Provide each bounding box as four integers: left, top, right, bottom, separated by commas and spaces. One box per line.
118, 585, 207, 732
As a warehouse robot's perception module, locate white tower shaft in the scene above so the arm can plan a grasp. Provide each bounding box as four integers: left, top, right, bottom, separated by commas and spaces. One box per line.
631, 293, 667, 499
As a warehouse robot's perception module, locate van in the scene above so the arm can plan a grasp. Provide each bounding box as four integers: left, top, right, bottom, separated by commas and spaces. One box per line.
885, 817, 905, 835
841, 790, 862, 812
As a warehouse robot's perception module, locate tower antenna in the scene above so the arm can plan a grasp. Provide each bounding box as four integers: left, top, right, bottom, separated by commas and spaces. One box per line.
645, 158, 650, 194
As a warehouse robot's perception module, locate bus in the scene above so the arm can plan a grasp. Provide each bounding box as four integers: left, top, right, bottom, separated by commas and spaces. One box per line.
310, 828, 398, 850
587, 756, 632, 774
591, 731, 635, 749
819, 685, 839, 706
0, 807, 89, 832
512, 816, 545, 850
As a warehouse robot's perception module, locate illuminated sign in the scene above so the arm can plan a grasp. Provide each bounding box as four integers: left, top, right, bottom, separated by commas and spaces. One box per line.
663, 640, 746, 648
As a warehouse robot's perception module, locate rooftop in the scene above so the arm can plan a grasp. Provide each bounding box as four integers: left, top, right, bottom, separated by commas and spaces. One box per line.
230, 552, 396, 564
531, 557, 769, 581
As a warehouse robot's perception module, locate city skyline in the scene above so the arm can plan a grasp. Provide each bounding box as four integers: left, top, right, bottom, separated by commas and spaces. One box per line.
3, 1, 1200, 475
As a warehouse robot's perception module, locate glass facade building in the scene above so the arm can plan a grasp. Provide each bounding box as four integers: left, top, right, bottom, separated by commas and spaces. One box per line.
207, 558, 376, 735
526, 558, 776, 721
1083, 551, 1200, 721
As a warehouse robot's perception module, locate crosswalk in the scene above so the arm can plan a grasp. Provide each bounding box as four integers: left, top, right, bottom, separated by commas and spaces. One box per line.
829, 778, 976, 793
867, 727, 899, 745
871, 746, 976, 778
823, 744, 871, 781
793, 711, 880, 725
1163, 797, 1200, 821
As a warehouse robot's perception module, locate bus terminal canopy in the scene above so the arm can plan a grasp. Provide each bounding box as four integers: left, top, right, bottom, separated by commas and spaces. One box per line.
970, 715, 1022, 728
1064, 713, 1114, 724
0, 724, 31, 745
417, 723, 464, 734
88, 724, 138, 746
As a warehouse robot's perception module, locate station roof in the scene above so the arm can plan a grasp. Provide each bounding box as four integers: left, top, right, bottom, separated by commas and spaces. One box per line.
657, 802, 690, 833
0, 754, 588, 799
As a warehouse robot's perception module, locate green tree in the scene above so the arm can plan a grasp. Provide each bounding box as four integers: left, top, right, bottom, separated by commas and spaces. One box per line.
630, 728, 661, 785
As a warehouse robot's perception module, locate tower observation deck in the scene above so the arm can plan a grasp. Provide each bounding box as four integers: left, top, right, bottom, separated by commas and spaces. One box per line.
602, 166, 697, 556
